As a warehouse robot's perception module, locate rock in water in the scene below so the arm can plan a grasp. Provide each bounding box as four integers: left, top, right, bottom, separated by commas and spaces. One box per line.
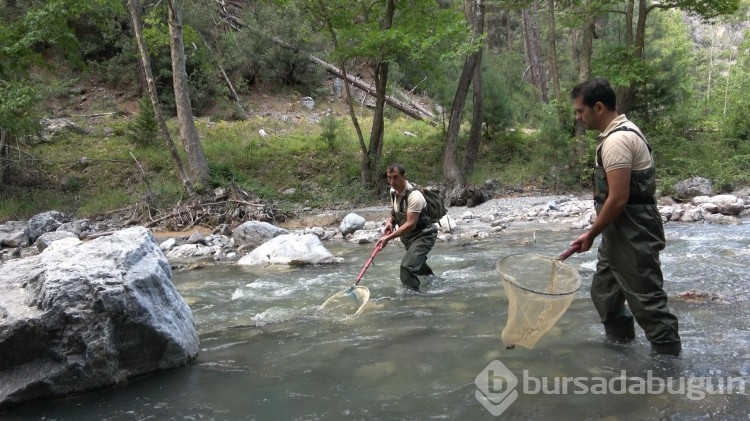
0, 226, 199, 411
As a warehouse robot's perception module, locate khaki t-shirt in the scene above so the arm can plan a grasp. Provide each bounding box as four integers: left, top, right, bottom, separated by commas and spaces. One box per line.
391, 182, 426, 213
597, 114, 652, 172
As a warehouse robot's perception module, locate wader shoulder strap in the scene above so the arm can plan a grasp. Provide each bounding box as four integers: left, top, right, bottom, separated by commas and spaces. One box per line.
597, 124, 652, 167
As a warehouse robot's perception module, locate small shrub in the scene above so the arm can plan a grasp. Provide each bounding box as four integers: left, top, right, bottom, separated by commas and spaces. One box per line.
318, 114, 342, 150
126, 97, 159, 147
208, 163, 245, 188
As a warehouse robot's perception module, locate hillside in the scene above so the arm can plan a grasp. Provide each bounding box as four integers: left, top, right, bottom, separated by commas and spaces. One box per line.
5, 70, 463, 229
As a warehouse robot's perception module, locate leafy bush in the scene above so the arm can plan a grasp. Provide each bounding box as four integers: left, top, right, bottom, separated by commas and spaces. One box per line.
126, 97, 159, 147
208, 163, 244, 188
318, 114, 343, 150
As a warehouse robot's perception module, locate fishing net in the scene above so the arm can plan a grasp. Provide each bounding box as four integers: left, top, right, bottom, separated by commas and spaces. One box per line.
497, 253, 581, 349
318, 286, 370, 316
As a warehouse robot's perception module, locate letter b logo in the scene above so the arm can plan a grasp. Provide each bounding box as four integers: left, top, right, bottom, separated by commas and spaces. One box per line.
475, 360, 519, 416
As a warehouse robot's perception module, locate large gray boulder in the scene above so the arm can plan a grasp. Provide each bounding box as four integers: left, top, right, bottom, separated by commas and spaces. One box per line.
692, 194, 745, 216
673, 177, 713, 201
237, 234, 342, 266
232, 221, 289, 248
34, 230, 78, 252
339, 213, 366, 236
26, 210, 67, 244
0, 226, 199, 411
0, 221, 29, 248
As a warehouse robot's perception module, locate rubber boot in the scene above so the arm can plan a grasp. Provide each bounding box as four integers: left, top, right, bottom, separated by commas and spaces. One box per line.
604, 323, 636, 343
651, 341, 682, 357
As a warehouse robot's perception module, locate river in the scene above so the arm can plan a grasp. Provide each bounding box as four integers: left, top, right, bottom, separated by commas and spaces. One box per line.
5, 221, 750, 420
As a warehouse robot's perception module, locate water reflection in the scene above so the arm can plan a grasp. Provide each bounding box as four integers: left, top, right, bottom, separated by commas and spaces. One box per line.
6, 222, 750, 420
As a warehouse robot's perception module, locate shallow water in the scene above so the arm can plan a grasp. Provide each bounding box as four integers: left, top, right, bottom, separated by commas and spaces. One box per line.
6, 222, 750, 420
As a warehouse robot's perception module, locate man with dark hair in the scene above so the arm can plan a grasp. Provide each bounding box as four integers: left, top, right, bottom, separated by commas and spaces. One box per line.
569, 78, 681, 357
376, 163, 438, 291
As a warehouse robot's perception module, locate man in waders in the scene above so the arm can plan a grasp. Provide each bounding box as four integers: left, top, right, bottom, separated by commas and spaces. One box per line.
376, 163, 438, 292
569, 78, 681, 357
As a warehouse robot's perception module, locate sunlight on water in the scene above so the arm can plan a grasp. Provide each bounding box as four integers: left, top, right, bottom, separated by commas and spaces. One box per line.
6, 220, 750, 420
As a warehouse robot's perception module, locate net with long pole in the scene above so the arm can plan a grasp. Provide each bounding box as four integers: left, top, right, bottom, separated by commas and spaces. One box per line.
497, 253, 581, 349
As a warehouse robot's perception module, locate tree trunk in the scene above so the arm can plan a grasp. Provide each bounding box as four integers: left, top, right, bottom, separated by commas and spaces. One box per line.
616, 0, 638, 114
316, 0, 369, 183
462, 57, 484, 183
723, 30, 739, 116
0, 129, 7, 186
367, 61, 388, 190
572, 14, 596, 167
574, 17, 595, 138
505, 10, 512, 51
168, 0, 209, 187
546, 0, 564, 124
362, 0, 395, 190
125, 0, 192, 193
443, 0, 484, 189
522, 2, 548, 104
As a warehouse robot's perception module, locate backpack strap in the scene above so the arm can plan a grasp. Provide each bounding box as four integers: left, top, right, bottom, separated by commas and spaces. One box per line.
391, 185, 413, 213
391, 185, 431, 230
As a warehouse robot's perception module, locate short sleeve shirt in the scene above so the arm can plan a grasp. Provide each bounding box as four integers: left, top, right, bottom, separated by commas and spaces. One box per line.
597, 114, 652, 172
391, 182, 426, 213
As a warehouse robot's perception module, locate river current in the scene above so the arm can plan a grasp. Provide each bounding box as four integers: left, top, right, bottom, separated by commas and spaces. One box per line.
6, 221, 750, 420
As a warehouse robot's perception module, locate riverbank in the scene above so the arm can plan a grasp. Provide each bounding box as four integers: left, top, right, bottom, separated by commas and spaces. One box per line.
2, 189, 748, 268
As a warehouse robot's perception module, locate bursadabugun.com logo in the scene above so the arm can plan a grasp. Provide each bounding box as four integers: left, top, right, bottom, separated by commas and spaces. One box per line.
475, 360, 747, 416
474, 360, 519, 416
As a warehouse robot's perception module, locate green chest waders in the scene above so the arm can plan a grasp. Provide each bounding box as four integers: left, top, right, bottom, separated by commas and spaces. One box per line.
391, 190, 437, 291
591, 132, 680, 354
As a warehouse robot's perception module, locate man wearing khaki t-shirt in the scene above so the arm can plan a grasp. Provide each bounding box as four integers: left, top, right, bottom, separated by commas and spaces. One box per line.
377, 163, 438, 291
569, 78, 681, 357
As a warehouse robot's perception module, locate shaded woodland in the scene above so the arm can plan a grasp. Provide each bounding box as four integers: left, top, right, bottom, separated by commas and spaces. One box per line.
1, 0, 750, 218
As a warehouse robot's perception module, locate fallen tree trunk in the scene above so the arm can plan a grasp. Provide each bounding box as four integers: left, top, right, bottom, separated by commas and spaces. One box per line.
211, 6, 437, 124
303, 54, 437, 124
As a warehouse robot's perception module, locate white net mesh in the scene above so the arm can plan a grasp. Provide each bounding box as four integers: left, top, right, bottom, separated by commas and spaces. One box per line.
497, 253, 581, 349
318, 286, 370, 316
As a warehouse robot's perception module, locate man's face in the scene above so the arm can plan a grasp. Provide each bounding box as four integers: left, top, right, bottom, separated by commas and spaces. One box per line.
386, 169, 406, 191
573, 96, 598, 130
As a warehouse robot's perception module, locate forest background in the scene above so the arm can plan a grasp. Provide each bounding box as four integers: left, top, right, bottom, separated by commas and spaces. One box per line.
1, 0, 750, 224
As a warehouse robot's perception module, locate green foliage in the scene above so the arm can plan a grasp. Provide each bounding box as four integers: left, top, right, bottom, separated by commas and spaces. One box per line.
722, 31, 750, 144
77, 187, 133, 217
0, 80, 44, 135
480, 54, 514, 134
535, 104, 576, 182
318, 114, 343, 150
676, 0, 741, 19
126, 96, 159, 147
208, 162, 245, 188
141, 4, 220, 116
305, 0, 470, 68
487, 51, 547, 127
634, 10, 697, 123
650, 130, 750, 194
0, 190, 69, 220
237, 1, 327, 89
0, 0, 102, 137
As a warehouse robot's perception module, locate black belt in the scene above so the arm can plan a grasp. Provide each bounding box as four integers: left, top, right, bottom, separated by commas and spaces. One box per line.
595, 196, 655, 205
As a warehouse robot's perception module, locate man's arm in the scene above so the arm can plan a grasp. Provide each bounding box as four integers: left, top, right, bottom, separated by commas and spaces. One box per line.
378, 211, 419, 247
573, 167, 631, 252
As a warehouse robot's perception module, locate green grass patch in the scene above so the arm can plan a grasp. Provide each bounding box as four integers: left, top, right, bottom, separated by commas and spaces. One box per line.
0, 190, 70, 221
77, 187, 134, 218
5, 107, 750, 222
